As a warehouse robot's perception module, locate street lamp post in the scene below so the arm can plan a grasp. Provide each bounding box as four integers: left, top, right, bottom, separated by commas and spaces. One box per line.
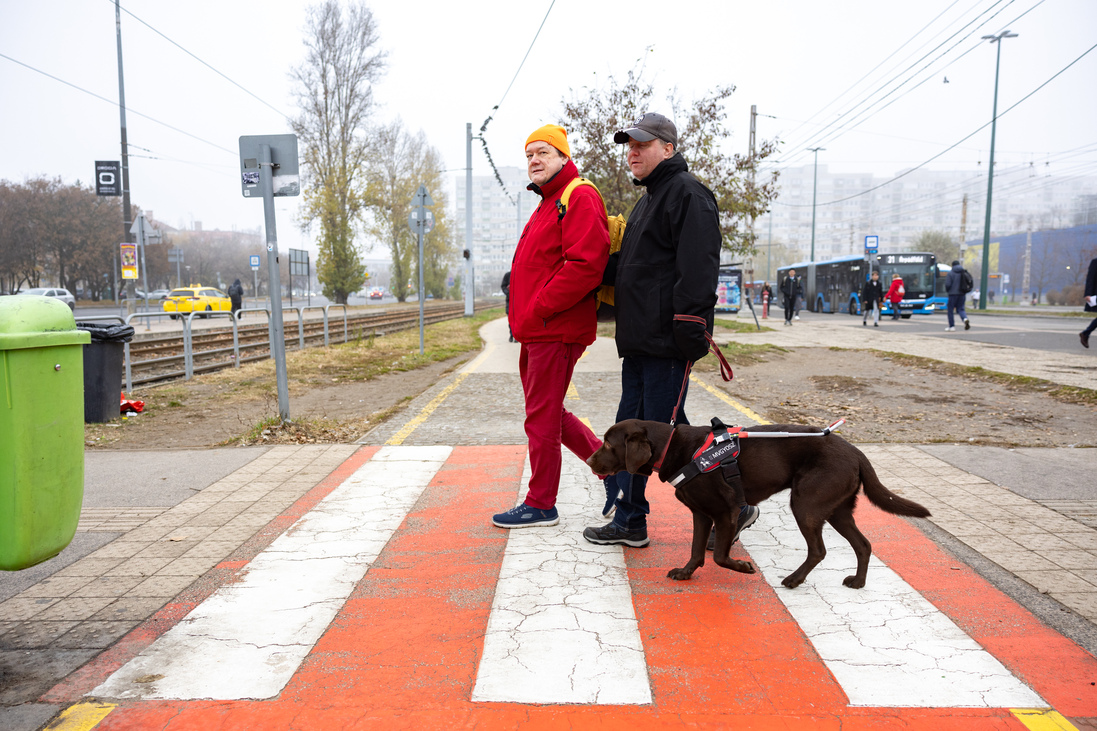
809, 147, 825, 263
978, 29, 1018, 310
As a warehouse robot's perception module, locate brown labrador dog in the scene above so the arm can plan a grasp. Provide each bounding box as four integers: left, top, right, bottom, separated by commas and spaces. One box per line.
587, 419, 930, 589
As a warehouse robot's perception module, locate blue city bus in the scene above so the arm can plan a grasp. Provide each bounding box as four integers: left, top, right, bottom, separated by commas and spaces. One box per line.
875, 252, 944, 317
775, 251, 944, 317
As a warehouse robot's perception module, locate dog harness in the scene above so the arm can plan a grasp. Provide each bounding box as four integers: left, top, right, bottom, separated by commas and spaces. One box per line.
668, 418, 743, 488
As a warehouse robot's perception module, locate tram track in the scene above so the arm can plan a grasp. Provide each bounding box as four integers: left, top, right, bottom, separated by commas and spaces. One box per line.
125, 301, 496, 390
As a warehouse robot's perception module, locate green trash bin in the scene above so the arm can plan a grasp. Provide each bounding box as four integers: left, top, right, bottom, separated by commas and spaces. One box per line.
0, 295, 91, 571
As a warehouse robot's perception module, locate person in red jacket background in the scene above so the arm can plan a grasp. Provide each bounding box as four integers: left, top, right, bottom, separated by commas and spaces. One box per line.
492, 124, 609, 529
885, 273, 905, 320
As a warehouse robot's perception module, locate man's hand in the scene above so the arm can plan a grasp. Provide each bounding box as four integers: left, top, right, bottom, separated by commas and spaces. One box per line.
673, 318, 709, 362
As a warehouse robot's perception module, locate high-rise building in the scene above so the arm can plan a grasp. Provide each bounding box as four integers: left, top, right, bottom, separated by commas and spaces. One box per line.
455, 166, 538, 296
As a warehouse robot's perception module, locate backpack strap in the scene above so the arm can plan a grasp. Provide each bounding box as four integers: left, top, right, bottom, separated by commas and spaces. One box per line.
556, 177, 606, 220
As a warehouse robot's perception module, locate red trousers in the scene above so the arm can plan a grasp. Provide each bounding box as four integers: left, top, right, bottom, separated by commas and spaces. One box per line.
519, 341, 603, 510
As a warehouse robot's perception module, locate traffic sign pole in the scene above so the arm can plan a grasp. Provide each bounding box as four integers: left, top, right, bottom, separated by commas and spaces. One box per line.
261, 143, 290, 422
408, 185, 434, 355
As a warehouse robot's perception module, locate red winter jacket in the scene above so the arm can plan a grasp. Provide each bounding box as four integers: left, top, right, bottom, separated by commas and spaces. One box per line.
509, 160, 610, 345
886, 278, 905, 304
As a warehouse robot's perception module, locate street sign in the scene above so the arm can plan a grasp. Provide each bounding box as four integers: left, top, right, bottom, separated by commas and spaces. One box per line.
408, 208, 435, 233
120, 243, 138, 279
288, 249, 309, 277
95, 161, 121, 196
168, 248, 184, 263
250, 255, 261, 271
865, 235, 879, 255
239, 134, 300, 198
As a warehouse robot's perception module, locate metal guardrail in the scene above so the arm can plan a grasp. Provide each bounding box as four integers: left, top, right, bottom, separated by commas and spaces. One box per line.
182, 311, 238, 380
326, 304, 348, 346
123, 312, 183, 392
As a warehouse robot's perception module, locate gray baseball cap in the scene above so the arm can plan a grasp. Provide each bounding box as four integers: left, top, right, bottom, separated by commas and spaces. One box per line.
613, 112, 678, 146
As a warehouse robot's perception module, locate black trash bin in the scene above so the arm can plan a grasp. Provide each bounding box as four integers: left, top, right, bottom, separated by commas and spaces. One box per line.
76, 322, 135, 423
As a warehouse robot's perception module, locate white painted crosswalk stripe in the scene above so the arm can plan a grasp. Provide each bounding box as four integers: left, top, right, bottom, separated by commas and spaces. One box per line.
740, 500, 1044, 707
91, 446, 451, 701
472, 452, 652, 705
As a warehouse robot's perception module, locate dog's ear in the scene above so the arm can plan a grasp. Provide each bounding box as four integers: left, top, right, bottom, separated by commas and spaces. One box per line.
625, 431, 653, 475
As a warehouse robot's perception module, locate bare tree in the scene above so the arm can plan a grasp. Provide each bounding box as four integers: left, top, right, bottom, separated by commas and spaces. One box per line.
366, 119, 453, 302
561, 63, 779, 255
290, 0, 386, 304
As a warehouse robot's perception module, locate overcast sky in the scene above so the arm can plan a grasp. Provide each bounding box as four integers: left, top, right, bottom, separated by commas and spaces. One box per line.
2, 0, 1094, 258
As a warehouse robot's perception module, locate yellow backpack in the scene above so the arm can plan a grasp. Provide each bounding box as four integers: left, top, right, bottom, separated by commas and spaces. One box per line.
556, 177, 626, 307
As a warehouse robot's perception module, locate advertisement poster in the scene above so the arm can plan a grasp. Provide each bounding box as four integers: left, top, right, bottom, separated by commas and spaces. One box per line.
715, 269, 742, 312
120, 243, 138, 279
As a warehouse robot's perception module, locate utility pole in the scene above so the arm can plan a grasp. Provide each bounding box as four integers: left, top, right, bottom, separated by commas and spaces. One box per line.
464, 123, 474, 316
809, 147, 825, 263
978, 29, 1018, 310
748, 105, 757, 272
959, 193, 968, 259
1021, 227, 1032, 305
114, 0, 134, 303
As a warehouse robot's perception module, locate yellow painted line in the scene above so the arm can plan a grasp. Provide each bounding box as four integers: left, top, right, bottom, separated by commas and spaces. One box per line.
43, 701, 116, 730
459, 340, 497, 374
566, 382, 580, 400
579, 416, 593, 430
688, 374, 771, 425
386, 372, 470, 446
1011, 708, 1079, 731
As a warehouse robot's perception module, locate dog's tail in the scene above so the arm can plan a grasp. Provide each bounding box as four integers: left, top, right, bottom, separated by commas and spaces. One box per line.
857, 449, 931, 518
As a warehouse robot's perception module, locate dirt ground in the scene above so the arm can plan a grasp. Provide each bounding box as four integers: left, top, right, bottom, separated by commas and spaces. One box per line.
87, 355, 469, 449
89, 344, 1093, 450
715, 347, 1095, 448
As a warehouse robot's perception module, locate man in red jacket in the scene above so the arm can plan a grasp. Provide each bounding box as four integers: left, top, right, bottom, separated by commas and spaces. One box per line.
492, 124, 609, 528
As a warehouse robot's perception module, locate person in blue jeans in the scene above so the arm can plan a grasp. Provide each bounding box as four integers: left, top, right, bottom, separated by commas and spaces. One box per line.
583, 112, 759, 549
944, 260, 972, 332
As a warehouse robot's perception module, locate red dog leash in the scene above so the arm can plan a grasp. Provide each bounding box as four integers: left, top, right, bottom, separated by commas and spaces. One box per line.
655, 315, 736, 471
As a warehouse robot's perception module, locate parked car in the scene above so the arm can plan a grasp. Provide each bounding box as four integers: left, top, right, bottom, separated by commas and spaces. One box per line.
147, 289, 171, 301
17, 287, 75, 310
161, 285, 232, 319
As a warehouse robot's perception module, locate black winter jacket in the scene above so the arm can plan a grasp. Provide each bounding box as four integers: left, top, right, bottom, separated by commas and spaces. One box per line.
611, 154, 721, 361
861, 278, 884, 307
1085, 257, 1097, 313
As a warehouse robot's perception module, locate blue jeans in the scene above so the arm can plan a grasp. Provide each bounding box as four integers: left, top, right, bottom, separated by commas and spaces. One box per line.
605, 355, 690, 530
947, 294, 967, 328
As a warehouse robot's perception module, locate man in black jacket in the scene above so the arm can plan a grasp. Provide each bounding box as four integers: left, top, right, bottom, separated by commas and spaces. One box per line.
1081, 256, 1097, 348
583, 112, 759, 549
780, 269, 802, 325
861, 270, 883, 327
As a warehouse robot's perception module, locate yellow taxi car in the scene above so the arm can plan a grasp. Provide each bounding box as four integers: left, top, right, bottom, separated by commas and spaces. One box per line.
162, 285, 232, 319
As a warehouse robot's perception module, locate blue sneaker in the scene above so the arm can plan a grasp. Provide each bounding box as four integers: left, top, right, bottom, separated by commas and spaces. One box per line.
492, 502, 559, 528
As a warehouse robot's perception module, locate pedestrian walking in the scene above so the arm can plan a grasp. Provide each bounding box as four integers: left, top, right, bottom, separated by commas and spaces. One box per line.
885, 273, 905, 320
227, 278, 244, 315
584, 112, 759, 549
780, 269, 802, 326
491, 124, 609, 529
944, 260, 973, 332
861, 270, 883, 327
1080, 255, 1097, 349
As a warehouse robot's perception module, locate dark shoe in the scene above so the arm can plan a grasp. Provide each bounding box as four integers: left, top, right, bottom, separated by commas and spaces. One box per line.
602, 482, 620, 518
492, 503, 559, 528
862, 320, 867, 326
583, 522, 649, 547
706, 505, 761, 550
874, 322, 879, 327
964, 318, 971, 330
1082, 331, 1091, 349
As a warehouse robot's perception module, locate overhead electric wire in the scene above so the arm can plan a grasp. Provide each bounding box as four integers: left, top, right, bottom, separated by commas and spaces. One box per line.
797, 0, 1048, 160
780, 0, 1020, 168
776, 39, 1097, 209
110, 0, 292, 122
0, 51, 236, 156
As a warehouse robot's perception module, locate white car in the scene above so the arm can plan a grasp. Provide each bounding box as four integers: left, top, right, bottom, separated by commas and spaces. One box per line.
18, 287, 75, 310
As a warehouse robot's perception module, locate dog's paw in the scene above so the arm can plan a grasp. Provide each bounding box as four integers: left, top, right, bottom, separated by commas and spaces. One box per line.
666, 567, 694, 581
842, 575, 866, 589
743, 561, 756, 574
781, 574, 805, 589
